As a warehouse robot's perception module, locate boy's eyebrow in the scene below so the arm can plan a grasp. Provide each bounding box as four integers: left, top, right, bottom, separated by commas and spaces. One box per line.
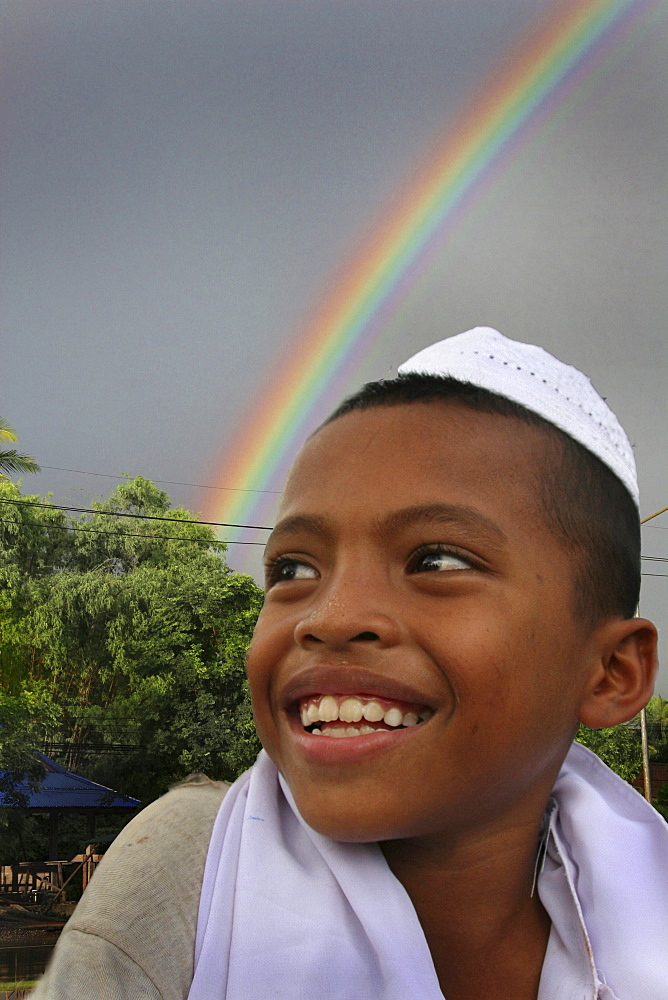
267, 514, 331, 546
375, 503, 508, 544
267, 505, 507, 546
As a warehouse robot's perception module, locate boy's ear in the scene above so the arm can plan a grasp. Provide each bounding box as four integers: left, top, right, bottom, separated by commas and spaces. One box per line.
578, 617, 658, 728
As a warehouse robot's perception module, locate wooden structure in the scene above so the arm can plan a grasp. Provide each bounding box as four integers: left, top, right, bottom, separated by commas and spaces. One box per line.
0, 753, 140, 867
1, 849, 103, 899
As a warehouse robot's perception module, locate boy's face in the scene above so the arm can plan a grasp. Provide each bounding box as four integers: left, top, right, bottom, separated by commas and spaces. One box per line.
247, 402, 601, 845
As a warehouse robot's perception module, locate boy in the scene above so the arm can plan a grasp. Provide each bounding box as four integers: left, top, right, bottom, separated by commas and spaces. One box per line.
34, 328, 666, 1000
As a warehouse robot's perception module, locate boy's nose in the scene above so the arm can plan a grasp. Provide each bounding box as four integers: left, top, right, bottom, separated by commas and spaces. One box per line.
293, 587, 402, 650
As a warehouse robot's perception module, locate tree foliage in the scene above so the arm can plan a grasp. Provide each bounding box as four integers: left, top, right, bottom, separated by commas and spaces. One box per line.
0, 477, 263, 808
575, 722, 643, 783
645, 696, 668, 762
575, 700, 668, 790
0, 690, 53, 805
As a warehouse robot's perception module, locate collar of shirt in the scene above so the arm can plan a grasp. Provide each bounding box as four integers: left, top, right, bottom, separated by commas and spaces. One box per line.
536, 798, 619, 1000
534, 742, 668, 1000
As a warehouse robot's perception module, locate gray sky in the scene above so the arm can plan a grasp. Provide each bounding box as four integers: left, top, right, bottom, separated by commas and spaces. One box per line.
2, 1, 667, 691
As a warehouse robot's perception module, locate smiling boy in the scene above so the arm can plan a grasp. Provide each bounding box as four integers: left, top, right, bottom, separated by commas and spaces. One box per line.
34, 328, 667, 1000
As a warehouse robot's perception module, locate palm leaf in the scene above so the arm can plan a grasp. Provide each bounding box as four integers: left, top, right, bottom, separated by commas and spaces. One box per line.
0, 419, 19, 444
0, 449, 41, 477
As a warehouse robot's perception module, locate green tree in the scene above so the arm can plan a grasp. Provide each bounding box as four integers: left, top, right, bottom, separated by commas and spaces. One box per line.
0, 691, 52, 805
0, 477, 263, 806
645, 696, 668, 761
0, 480, 64, 800
575, 722, 642, 782
654, 783, 668, 822
0, 419, 40, 478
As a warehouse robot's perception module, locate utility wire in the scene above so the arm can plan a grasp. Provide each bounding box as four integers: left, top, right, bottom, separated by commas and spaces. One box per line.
0, 498, 272, 531
2, 502, 666, 559
2, 516, 666, 561
39, 465, 282, 494
0, 517, 267, 546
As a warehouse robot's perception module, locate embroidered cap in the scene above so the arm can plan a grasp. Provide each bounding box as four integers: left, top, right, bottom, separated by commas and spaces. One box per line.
397, 327, 638, 507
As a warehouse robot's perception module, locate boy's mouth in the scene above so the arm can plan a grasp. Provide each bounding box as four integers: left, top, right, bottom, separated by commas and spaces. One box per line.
298, 694, 433, 738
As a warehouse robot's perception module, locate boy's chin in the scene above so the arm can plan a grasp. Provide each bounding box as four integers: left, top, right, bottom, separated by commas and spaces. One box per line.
300, 804, 399, 843
290, 784, 422, 844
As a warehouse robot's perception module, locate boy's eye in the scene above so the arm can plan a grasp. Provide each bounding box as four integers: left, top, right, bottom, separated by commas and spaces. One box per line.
410, 546, 472, 573
266, 557, 318, 586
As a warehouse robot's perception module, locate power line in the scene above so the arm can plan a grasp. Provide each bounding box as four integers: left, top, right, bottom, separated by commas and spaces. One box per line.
0, 498, 273, 531
2, 502, 666, 560
0, 517, 267, 546
2, 515, 666, 562
39, 465, 282, 495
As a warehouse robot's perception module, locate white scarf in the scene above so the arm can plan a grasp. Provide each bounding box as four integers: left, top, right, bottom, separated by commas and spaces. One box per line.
188, 744, 668, 1000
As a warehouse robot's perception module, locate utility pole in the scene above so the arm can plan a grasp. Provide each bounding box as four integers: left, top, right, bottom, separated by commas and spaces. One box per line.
638, 505, 667, 802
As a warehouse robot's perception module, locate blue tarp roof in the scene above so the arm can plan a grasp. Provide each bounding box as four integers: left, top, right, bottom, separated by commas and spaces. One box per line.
0, 753, 141, 810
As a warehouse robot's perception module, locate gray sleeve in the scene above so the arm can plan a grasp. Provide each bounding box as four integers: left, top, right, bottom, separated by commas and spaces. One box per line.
32, 930, 162, 1000
32, 774, 229, 1000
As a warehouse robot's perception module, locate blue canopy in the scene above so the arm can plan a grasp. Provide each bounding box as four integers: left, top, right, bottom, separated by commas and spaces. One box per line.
0, 753, 140, 810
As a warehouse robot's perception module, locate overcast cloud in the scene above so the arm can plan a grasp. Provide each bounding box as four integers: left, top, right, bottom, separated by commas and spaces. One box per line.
2, 1, 666, 689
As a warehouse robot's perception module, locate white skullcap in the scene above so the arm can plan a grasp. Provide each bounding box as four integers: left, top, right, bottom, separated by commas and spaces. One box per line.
398, 326, 638, 507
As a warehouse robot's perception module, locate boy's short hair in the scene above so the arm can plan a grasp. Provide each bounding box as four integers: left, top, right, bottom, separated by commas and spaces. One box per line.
325, 373, 640, 627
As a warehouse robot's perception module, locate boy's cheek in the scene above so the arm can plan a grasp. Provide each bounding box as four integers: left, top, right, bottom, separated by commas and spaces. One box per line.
246, 629, 282, 752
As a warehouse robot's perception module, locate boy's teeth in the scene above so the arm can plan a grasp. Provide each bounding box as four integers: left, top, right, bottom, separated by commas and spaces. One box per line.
320, 725, 391, 738
299, 694, 431, 732
306, 702, 320, 724
383, 707, 403, 727
362, 701, 385, 722
319, 695, 339, 722
339, 697, 364, 723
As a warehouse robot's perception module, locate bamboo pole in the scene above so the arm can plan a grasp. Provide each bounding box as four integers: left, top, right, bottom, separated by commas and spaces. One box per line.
639, 706, 652, 803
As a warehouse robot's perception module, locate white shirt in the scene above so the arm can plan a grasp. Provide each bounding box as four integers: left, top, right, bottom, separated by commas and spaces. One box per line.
31, 744, 668, 1000
188, 744, 668, 999
536, 747, 668, 999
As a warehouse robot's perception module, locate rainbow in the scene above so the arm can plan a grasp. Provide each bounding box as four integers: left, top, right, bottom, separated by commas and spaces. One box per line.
209, 0, 657, 550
